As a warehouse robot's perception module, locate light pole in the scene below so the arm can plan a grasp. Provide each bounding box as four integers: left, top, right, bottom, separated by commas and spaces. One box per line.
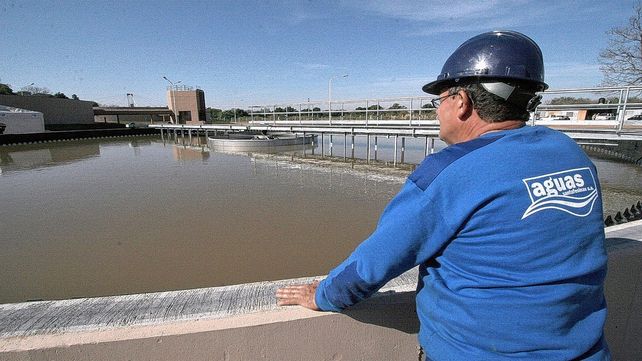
328, 74, 348, 125
21, 83, 34, 95
163, 76, 181, 124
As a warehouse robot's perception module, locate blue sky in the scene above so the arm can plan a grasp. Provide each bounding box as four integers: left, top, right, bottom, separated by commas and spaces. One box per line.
1, 0, 638, 108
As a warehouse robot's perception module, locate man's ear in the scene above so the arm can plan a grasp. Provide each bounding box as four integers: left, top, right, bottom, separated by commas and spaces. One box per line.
456, 90, 474, 120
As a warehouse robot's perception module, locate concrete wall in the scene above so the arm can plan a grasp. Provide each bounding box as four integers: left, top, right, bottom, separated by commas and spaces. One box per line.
0, 111, 45, 134
94, 114, 169, 124
0, 95, 95, 125
167, 89, 205, 125
1, 222, 640, 361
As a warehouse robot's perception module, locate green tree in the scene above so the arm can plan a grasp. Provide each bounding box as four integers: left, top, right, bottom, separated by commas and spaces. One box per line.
207, 107, 223, 121
0, 83, 13, 95
548, 97, 593, 105
599, 1, 642, 85
367, 104, 383, 110
72, 94, 79, 100
221, 108, 248, 121
54, 92, 68, 99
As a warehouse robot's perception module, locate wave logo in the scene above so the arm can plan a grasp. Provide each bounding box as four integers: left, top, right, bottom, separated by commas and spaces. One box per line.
522, 167, 598, 219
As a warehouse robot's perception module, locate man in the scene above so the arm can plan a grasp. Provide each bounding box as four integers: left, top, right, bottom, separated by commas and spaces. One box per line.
276, 31, 610, 360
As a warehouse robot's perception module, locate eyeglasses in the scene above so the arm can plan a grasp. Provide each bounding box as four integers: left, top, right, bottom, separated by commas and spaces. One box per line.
431, 93, 458, 108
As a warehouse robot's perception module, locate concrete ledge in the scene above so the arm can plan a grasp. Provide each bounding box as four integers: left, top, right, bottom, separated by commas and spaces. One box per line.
1, 221, 640, 360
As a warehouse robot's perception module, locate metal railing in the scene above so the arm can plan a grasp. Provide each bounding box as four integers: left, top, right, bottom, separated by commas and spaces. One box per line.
240, 86, 642, 132
247, 95, 437, 126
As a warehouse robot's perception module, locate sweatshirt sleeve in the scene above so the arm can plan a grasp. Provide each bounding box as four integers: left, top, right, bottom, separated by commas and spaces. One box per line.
315, 178, 456, 312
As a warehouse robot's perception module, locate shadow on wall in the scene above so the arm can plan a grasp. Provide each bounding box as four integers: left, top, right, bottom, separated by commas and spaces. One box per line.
343, 291, 419, 335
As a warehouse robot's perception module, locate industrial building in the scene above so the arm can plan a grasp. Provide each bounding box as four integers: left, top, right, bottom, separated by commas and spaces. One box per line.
166, 85, 206, 124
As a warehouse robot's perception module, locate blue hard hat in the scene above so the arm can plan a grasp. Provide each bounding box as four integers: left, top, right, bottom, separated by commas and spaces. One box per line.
422, 30, 548, 95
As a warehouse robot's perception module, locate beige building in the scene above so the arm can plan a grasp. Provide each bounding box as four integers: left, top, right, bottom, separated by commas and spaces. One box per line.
166, 86, 206, 125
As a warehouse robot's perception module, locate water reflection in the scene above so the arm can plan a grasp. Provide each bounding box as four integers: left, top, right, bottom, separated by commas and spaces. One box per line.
172, 145, 211, 161
0, 141, 100, 174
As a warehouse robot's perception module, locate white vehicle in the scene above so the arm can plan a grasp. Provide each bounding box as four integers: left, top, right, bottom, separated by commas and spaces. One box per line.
593, 113, 616, 120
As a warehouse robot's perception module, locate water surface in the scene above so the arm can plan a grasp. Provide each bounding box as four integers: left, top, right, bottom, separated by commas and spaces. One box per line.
0, 135, 640, 303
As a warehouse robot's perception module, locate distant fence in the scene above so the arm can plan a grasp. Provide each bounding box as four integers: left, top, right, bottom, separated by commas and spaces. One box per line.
234, 86, 642, 130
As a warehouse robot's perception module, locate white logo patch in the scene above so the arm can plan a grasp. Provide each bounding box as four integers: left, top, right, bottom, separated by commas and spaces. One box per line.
522, 167, 598, 219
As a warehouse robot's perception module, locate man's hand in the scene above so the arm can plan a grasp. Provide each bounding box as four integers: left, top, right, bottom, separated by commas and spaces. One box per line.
276, 280, 320, 311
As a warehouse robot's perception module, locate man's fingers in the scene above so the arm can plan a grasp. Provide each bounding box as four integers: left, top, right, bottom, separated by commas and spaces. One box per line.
275, 282, 321, 311
276, 286, 305, 296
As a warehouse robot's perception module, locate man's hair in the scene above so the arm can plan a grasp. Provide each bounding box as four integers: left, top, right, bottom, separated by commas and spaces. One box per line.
447, 83, 533, 122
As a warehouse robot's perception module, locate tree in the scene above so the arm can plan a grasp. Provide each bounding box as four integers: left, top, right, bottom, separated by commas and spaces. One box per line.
221, 108, 248, 121
599, 1, 642, 85
0, 83, 13, 95
72, 94, 79, 100
207, 107, 223, 121
54, 92, 68, 99
548, 97, 593, 105
21, 85, 50, 95
388, 103, 407, 110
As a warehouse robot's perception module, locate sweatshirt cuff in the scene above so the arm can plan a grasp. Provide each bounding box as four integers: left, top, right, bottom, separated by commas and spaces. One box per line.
315, 279, 342, 312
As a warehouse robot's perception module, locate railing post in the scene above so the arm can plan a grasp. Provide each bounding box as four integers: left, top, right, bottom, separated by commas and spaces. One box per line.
393, 134, 398, 167
365, 100, 369, 127
351, 133, 355, 160
618, 87, 630, 133
344, 132, 347, 161
303, 131, 307, 157
424, 136, 429, 157
374, 136, 378, 161
367, 134, 371, 163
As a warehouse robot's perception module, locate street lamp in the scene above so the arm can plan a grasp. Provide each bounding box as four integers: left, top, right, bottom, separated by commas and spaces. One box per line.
328, 74, 348, 125
163, 76, 181, 124
21, 83, 34, 95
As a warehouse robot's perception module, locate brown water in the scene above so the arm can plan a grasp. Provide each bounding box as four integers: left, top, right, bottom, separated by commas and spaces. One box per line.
0, 136, 640, 304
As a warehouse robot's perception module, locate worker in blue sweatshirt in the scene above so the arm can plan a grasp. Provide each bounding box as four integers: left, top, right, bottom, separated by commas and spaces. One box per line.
276, 31, 610, 361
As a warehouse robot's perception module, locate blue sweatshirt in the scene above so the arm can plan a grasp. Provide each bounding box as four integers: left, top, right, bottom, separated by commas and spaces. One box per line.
315, 126, 609, 360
